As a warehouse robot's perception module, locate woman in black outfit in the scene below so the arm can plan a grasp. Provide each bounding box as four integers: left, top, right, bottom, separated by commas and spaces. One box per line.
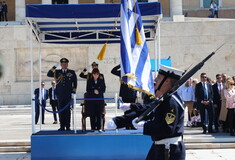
86, 68, 106, 132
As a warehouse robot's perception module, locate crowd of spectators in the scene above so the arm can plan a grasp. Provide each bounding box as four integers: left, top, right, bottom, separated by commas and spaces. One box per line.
178, 72, 235, 136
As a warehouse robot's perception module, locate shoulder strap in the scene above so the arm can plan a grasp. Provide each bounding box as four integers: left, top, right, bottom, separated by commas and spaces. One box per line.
172, 94, 184, 110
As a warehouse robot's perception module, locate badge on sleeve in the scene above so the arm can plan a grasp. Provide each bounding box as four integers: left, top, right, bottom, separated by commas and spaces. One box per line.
165, 113, 176, 124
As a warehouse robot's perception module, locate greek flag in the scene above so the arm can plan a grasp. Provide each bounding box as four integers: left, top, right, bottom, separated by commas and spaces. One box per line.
120, 0, 154, 95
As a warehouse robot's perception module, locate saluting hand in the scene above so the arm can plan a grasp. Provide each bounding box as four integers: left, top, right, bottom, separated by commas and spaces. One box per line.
54, 62, 60, 68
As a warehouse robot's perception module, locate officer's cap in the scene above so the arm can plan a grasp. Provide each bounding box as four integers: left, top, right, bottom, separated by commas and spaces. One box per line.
91, 61, 98, 66
60, 58, 69, 63
158, 65, 184, 80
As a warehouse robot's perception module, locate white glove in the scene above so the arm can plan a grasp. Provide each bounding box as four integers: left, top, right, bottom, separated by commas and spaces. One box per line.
54, 62, 60, 68
119, 103, 131, 112
107, 119, 117, 129
71, 93, 76, 99
132, 117, 145, 128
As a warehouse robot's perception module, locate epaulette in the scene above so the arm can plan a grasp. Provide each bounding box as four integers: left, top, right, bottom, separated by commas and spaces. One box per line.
50, 68, 56, 73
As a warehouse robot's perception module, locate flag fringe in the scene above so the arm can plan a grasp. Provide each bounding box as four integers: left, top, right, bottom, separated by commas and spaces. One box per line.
123, 73, 137, 79
120, 78, 155, 98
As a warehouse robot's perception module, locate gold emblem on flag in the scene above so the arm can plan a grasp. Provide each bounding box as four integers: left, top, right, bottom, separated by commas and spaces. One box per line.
165, 113, 176, 124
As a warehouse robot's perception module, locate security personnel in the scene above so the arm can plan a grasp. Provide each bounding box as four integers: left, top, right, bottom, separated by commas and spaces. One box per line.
79, 61, 105, 81
47, 58, 77, 131
108, 65, 185, 160
111, 64, 137, 130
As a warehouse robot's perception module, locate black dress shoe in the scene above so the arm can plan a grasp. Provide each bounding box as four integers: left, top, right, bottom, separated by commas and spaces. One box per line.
66, 128, 71, 131
58, 128, 65, 131
53, 121, 58, 124
208, 130, 216, 133
202, 130, 207, 134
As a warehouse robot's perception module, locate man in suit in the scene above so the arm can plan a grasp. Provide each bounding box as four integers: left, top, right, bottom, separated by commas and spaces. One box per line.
195, 73, 214, 134
213, 74, 223, 132
34, 81, 49, 124
49, 80, 58, 124
47, 58, 77, 131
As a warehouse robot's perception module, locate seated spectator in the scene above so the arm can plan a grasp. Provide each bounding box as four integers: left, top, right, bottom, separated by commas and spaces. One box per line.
187, 109, 201, 127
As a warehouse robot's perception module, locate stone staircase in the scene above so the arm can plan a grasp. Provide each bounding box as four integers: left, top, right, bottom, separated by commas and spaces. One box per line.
0, 140, 30, 152
184, 127, 235, 149
1, 128, 235, 153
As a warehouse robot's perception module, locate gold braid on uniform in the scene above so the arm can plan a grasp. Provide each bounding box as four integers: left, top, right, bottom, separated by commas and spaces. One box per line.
54, 71, 64, 85
120, 75, 156, 99
50, 68, 56, 72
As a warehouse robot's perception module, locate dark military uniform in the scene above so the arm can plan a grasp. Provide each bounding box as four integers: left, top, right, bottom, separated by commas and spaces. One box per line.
113, 93, 185, 160
47, 60, 77, 131
111, 64, 137, 129
144, 93, 185, 160
111, 64, 137, 103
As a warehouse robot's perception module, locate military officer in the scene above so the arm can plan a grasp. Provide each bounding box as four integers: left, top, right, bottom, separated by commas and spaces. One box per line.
108, 65, 185, 160
79, 61, 105, 81
47, 58, 77, 131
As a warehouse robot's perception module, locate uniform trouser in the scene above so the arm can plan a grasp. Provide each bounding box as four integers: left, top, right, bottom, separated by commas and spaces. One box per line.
122, 97, 137, 129
58, 97, 71, 129
200, 104, 214, 132
51, 100, 58, 122
35, 100, 46, 124
146, 141, 185, 160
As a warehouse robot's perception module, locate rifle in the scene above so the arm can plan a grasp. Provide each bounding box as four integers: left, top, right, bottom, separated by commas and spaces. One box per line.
136, 43, 225, 123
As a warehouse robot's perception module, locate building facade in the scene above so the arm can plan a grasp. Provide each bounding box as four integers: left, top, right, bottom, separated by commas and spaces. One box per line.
2, 0, 235, 21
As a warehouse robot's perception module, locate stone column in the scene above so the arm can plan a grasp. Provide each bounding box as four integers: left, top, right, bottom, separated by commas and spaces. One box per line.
200, 0, 203, 8
218, 0, 222, 8
95, 0, 105, 3
15, 0, 25, 21
69, 0, 78, 4
170, 0, 183, 16
42, 0, 52, 4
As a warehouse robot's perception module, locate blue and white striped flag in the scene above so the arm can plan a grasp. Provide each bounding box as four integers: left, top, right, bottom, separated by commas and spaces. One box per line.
120, 0, 154, 95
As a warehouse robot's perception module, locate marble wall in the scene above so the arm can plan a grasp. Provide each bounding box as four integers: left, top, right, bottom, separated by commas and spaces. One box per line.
0, 18, 235, 105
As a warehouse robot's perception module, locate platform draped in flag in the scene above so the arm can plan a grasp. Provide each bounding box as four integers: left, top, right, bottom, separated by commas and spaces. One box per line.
120, 0, 154, 95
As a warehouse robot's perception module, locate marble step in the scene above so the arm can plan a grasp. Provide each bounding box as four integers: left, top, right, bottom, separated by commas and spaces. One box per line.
0, 141, 30, 146
186, 143, 235, 149
0, 146, 30, 152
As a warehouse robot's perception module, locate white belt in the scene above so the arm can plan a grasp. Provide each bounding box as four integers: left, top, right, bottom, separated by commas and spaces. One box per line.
154, 136, 182, 149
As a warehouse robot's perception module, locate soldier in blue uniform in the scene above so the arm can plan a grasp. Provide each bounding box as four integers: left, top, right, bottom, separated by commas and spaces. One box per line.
108, 65, 185, 160
47, 58, 77, 131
